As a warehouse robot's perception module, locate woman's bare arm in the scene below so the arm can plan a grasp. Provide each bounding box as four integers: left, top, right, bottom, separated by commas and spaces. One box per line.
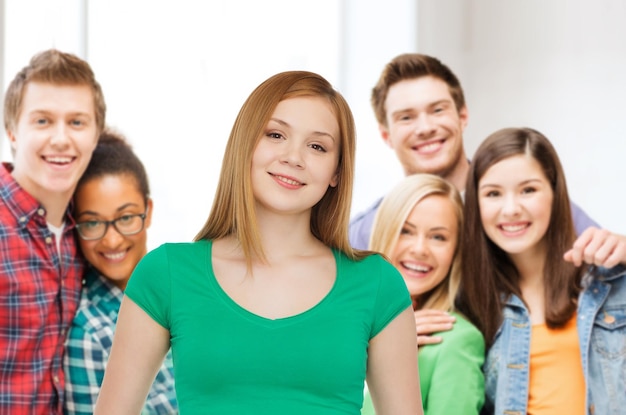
94, 297, 171, 415
366, 306, 423, 415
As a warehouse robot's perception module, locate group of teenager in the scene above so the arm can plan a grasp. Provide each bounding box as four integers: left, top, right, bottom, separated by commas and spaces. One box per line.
353, 54, 626, 415
0, 48, 623, 415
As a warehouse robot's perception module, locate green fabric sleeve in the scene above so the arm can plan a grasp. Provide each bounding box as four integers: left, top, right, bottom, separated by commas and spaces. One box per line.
362, 314, 485, 415
124, 243, 172, 329
421, 314, 485, 415
369, 255, 412, 339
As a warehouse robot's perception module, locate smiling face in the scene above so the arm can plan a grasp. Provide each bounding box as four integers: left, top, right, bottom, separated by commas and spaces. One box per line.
8, 82, 98, 205
390, 194, 458, 301
478, 154, 554, 262
74, 174, 152, 289
381, 76, 468, 180
251, 96, 340, 218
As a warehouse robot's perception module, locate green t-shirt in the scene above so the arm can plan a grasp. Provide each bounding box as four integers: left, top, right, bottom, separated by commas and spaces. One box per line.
125, 240, 411, 415
361, 312, 485, 415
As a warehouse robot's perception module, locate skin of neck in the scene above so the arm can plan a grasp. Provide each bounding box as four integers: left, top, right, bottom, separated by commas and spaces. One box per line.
38, 190, 74, 227
510, 244, 548, 289
443, 155, 471, 192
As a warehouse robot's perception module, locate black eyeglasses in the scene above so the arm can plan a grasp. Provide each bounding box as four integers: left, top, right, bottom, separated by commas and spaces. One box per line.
76, 210, 148, 241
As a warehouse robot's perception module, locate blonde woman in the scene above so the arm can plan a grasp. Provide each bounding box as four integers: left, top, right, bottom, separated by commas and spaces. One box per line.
362, 174, 484, 415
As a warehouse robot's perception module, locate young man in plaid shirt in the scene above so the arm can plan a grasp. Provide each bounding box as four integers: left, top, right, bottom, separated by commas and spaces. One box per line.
0, 49, 105, 415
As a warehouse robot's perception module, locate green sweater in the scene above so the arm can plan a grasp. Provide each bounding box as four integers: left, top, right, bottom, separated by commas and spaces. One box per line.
362, 312, 485, 415
126, 240, 412, 415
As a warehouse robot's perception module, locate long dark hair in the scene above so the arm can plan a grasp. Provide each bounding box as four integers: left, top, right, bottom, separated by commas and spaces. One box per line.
456, 127, 584, 346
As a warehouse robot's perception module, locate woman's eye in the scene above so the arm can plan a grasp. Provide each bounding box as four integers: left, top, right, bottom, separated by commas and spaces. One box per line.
81, 220, 101, 229
117, 215, 134, 224
267, 132, 283, 139
310, 143, 326, 152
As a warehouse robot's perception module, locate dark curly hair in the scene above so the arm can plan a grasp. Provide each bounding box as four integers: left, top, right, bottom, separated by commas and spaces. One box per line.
76, 128, 150, 202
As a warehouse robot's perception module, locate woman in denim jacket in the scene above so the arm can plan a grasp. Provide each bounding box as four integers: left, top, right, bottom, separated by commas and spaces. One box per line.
457, 127, 626, 415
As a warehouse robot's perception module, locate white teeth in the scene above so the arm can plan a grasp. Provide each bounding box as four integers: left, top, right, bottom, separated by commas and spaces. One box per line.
276, 176, 302, 186
45, 156, 73, 164
403, 263, 430, 272
418, 142, 441, 152
103, 252, 126, 260
502, 224, 526, 232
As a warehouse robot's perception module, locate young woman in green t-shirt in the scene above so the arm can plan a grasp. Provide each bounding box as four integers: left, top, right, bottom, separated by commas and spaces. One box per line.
95, 71, 423, 415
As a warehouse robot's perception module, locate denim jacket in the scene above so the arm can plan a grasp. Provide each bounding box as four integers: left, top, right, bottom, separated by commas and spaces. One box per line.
483, 265, 626, 415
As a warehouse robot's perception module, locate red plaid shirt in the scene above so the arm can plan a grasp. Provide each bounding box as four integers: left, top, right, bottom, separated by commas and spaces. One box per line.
0, 163, 84, 415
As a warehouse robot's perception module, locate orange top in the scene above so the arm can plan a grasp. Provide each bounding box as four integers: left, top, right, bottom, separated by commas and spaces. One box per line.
528, 313, 585, 415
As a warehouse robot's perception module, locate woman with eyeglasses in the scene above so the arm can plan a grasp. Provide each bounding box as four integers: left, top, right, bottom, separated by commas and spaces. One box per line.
63, 129, 178, 415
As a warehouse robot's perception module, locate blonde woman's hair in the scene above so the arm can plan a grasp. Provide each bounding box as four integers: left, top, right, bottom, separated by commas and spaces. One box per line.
369, 174, 463, 311
195, 71, 368, 267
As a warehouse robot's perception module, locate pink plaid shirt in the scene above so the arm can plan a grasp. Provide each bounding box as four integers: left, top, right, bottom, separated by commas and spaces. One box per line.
0, 163, 84, 415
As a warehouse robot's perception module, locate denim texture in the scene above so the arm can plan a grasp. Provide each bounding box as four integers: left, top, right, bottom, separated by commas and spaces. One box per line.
483, 265, 626, 415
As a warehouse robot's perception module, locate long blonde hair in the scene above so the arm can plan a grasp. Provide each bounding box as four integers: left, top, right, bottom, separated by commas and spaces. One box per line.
195, 71, 367, 266
370, 174, 463, 311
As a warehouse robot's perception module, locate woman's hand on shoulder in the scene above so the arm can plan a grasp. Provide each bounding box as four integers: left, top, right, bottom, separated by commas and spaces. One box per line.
414, 309, 455, 347
564, 227, 626, 268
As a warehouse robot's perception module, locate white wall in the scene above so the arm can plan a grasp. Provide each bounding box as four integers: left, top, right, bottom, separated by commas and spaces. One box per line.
84, 0, 344, 248
2, 0, 418, 249
1, 0, 87, 146
414, 0, 626, 234
3, 0, 625, 248
340, 0, 417, 219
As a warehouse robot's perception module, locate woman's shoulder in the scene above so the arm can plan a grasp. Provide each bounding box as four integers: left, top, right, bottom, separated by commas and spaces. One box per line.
583, 264, 626, 297
588, 263, 626, 282
418, 312, 485, 366
442, 312, 485, 345
143, 240, 212, 262
150, 239, 211, 252
336, 249, 393, 271
336, 250, 404, 291
131, 240, 213, 287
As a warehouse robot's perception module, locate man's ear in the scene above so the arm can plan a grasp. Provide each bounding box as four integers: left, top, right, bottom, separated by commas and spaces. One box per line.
458, 106, 469, 131
6, 130, 17, 151
379, 124, 392, 148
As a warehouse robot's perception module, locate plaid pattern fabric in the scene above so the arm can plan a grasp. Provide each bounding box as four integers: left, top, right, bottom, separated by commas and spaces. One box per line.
64, 268, 178, 414
0, 163, 84, 415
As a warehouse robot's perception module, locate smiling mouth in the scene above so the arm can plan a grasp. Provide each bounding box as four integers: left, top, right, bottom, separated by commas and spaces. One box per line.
400, 262, 432, 273
43, 155, 74, 165
499, 223, 530, 233
102, 251, 127, 261
270, 173, 304, 186
413, 139, 445, 154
